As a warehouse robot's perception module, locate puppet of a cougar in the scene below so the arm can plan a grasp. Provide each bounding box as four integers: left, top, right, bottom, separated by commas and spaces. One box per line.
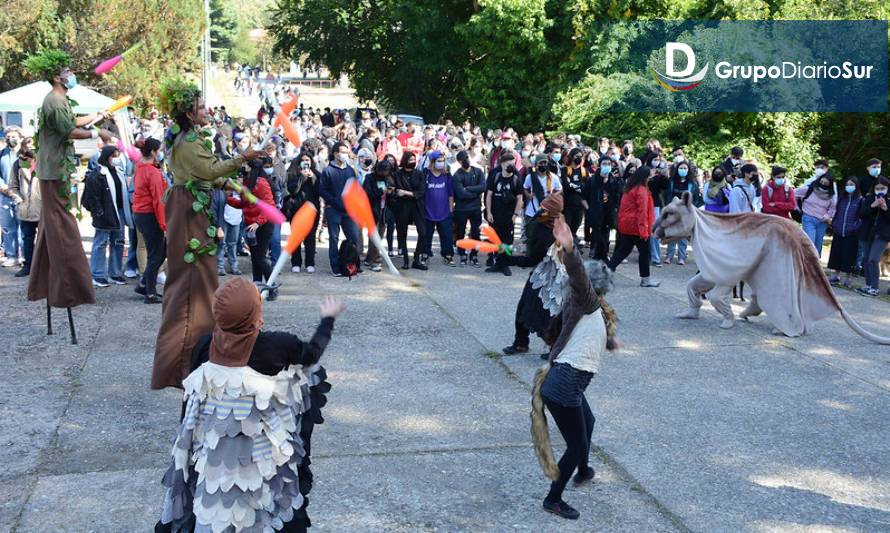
654, 192, 890, 343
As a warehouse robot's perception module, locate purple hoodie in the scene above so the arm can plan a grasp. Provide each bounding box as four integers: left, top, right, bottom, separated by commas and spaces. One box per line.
424, 168, 453, 222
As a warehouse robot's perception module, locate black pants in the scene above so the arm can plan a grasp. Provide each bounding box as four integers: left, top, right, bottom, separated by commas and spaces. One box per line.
564, 206, 584, 236
396, 203, 426, 260
543, 395, 595, 503
134, 213, 166, 296
491, 209, 515, 267
453, 209, 482, 258
588, 224, 611, 261
608, 232, 650, 278
250, 222, 273, 282
385, 206, 396, 252
291, 213, 319, 268
20, 220, 38, 269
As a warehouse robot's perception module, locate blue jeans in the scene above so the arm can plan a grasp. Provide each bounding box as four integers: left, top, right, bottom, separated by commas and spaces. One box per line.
802, 213, 828, 257
424, 216, 454, 258
126, 226, 139, 272
270, 223, 282, 264
0, 195, 19, 258
216, 221, 240, 270
91, 226, 124, 279
666, 239, 688, 262
649, 206, 661, 263
325, 208, 360, 274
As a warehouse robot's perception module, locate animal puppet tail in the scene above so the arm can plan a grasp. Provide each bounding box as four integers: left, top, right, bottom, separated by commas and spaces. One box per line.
531, 363, 560, 481
839, 308, 890, 344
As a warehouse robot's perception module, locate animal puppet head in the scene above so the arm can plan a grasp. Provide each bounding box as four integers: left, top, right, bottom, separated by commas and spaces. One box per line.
654, 191, 697, 243
583, 259, 614, 296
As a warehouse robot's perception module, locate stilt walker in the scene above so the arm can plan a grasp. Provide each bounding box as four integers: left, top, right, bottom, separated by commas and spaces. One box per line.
150, 77, 262, 390
23, 49, 113, 344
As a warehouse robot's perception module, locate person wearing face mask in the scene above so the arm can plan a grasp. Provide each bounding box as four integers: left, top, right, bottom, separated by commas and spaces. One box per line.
319, 142, 362, 276
721, 146, 745, 179
284, 153, 321, 274
560, 148, 588, 239
663, 161, 699, 265
0, 126, 23, 267
645, 153, 670, 267
82, 146, 133, 286
362, 160, 394, 272
422, 151, 455, 266
620, 140, 634, 161
761, 166, 797, 219
131, 139, 168, 303
393, 151, 427, 270
489, 133, 514, 171
452, 150, 486, 267
703, 167, 731, 213
582, 156, 620, 261
227, 158, 276, 285
729, 164, 758, 214
860, 158, 884, 197
524, 158, 563, 239
405, 124, 425, 160
795, 160, 837, 257
258, 154, 285, 266
827, 176, 864, 289
857, 177, 890, 296
376, 127, 403, 162
8, 148, 40, 277
485, 152, 524, 276
607, 166, 660, 287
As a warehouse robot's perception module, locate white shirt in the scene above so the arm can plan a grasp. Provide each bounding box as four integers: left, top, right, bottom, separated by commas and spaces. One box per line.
554, 308, 607, 374
523, 172, 562, 217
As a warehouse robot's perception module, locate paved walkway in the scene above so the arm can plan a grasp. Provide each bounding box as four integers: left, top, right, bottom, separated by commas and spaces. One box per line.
2, 226, 889, 532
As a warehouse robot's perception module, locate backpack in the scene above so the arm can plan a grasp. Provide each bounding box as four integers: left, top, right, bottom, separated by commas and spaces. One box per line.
338, 239, 360, 278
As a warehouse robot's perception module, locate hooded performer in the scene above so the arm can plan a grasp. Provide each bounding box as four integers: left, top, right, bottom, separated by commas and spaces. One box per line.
151, 77, 262, 390
156, 276, 344, 532
23, 49, 113, 322
530, 217, 618, 521
501, 192, 565, 356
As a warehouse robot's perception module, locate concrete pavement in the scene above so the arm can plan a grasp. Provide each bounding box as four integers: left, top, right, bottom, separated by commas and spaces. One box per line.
2, 229, 889, 532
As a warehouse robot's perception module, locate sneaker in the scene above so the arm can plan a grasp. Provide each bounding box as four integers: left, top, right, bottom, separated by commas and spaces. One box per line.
388, 250, 396, 257
664, 257, 672, 265
306, 266, 315, 274
218, 267, 227, 276
829, 276, 841, 285
291, 266, 301, 273
332, 271, 344, 277
144, 294, 163, 304
678, 259, 686, 266
1, 257, 18, 268
857, 286, 878, 297
542, 499, 580, 520
412, 261, 428, 271
371, 264, 382, 272
134, 284, 147, 296
573, 466, 595, 486
109, 276, 127, 285
92, 278, 110, 288
842, 279, 854, 289
640, 277, 661, 287
459, 257, 468, 267
502, 345, 529, 355
123, 269, 139, 279
230, 268, 242, 276
470, 258, 480, 268
157, 272, 167, 285
14, 267, 30, 278
445, 256, 456, 267
652, 261, 663, 268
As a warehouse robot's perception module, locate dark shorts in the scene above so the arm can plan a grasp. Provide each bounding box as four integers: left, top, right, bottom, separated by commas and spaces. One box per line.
541, 362, 593, 407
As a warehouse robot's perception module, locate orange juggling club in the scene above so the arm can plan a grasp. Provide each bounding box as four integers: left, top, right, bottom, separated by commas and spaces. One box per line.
285, 202, 318, 254
481, 225, 502, 245
342, 179, 400, 275
275, 111, 302, 148
456, 239, 500, 254
279, 95, 298, 115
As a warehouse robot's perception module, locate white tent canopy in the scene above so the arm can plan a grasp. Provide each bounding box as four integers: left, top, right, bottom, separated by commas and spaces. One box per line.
0, 81, 115, 114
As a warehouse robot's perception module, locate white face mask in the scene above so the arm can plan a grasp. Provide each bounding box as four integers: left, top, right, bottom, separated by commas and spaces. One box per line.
674, 155, 685, 163
731, 158, 740, 165
814, 167, 827, 177
434, 161, 446, 170
337, 152, 349, 163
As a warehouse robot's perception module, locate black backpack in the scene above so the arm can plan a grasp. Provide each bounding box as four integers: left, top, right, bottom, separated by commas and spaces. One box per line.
338, 239, 360, 278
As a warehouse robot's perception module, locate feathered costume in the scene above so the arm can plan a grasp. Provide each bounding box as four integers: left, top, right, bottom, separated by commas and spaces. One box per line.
156, 277, 333, 533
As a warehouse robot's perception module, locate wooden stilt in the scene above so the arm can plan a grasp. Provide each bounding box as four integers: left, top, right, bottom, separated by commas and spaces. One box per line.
67, 307, 78, 345
46, 301, 53, 335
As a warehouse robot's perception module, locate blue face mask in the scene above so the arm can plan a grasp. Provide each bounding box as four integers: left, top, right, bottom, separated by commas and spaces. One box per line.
551, 153, 562, 163
600, 166, 612, 176
845, 185, 856, 194
678, 168, 688, 178
609, 154, 619, 162
263, 167, 274, 176
157, 151, 164, 162
774, 178, 785, 186
64, 73, 77, 90
869, 166, 881, 177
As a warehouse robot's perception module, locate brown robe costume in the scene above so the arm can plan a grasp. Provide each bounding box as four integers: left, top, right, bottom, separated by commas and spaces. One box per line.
27, 90, 95, 308
150, 132, 244, 390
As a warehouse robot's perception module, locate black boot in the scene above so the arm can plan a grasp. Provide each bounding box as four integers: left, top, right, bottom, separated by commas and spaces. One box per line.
402, 253, 411, 270
412, 255, 428, 271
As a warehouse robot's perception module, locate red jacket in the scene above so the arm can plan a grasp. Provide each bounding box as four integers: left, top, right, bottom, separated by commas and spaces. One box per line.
617, 185, 655, 238
761, 180, 797, 218
131, 162, 168, 230
227, 176, 274, 226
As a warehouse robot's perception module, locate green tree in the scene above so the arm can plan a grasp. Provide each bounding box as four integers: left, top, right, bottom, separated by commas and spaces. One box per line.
210, 0, 239, 63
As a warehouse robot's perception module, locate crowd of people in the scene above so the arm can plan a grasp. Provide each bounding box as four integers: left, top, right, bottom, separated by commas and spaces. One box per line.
2, 100, 889, 297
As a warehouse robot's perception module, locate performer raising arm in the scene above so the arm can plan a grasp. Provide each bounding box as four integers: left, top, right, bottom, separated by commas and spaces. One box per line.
151, 77, 262, 390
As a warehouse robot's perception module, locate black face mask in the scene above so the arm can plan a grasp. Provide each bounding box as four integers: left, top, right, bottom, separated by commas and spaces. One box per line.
573, 156, 582, 166
406, 161, 416, 170
536, 165, 547, 174
504, 164, 516, 175
460, 160, 470, 169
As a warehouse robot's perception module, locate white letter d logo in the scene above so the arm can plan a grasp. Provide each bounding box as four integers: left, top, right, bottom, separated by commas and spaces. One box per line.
666, 42, 696, 78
